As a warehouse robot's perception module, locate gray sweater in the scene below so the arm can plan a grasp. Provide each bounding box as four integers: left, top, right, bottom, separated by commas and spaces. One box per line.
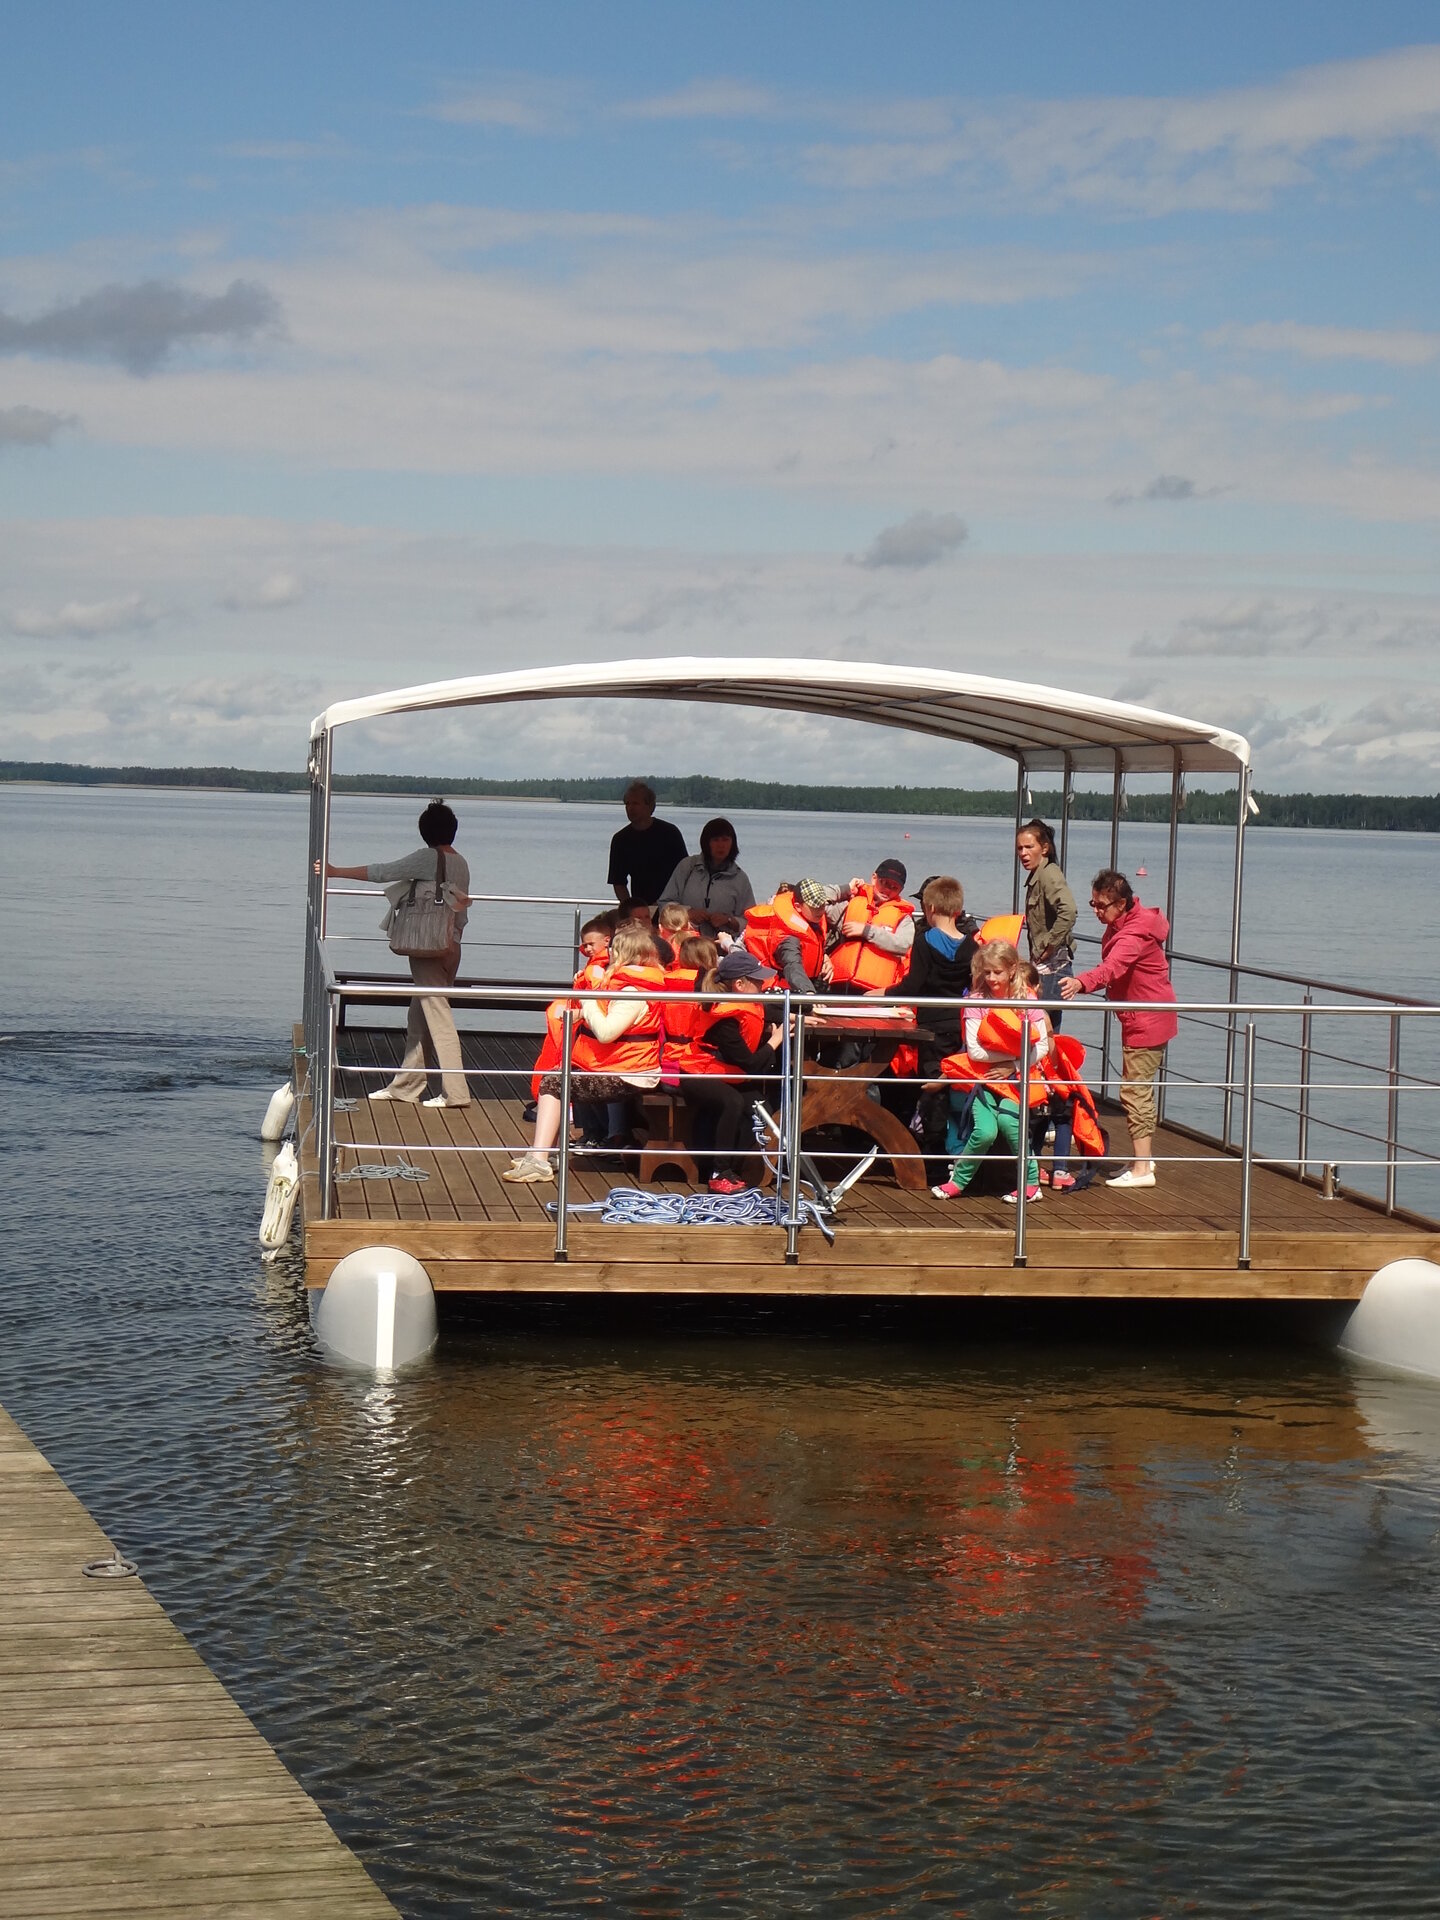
367, 847, 471, 935
660, 854, 756, 923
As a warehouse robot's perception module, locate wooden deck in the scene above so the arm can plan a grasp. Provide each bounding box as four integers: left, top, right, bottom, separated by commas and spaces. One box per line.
0, 1403, 397, 1919
297, 1026, 1439, 1300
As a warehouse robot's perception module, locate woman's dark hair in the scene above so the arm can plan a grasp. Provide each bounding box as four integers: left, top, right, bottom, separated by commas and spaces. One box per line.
1017, 818, 1057, 861
700, 816, 740, 870
418, 800, 458, 847
1091, 868, 1133, 908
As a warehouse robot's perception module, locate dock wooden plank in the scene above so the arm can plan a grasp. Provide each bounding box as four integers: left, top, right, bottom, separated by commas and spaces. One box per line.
0, 1404, 396, 1918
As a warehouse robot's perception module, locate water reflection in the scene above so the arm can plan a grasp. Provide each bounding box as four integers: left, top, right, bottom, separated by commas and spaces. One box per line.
263, 1327, 1439, 1914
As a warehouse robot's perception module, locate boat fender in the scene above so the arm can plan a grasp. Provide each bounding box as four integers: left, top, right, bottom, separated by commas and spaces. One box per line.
261, 1081, 296, 1141
1338, 1259, 1440, 1384
259, 1141, 300, 1250
313, 1247, 437, 1371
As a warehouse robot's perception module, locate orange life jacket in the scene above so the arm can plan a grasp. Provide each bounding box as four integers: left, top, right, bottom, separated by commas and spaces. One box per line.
826, 884, 916, 993
939, 1005, 1049, 1108
659, 968, 710, 1080
530, 958, 610, 1097
742, 891, 825, 983
978, 913, 1025, 947
696, 998, 769, 1082
569, 964, 668, 1076
1040, 1030, 1106, 1158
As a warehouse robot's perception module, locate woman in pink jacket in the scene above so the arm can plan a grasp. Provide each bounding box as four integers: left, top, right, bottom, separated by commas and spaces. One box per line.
1059, 869, 1177, 1189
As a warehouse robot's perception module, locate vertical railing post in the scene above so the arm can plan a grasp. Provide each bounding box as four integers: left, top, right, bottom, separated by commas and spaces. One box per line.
1101, 752, 1123, 1102
1157, 750, 1183, 1129
1237, 1019, 1256, 1269
320, 988, 338, 1220
571, 903, 583, 971
784, 1000, 805, 1263
1386, 1013, 1401, 1216
554, 1003, 575, 1260
1011, 761, 1026, 913
1012, 1014, 1032, 1268
1297, 990, 1313, 1177
1222, 766, 1250, 1148
1058, 755, 1073, 878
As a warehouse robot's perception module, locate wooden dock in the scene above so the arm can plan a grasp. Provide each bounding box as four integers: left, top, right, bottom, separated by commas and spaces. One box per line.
0, 1403, 397, 1919
298, 1027, 1439, 1299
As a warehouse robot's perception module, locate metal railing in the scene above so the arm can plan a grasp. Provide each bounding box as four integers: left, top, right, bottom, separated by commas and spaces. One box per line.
301, 936, 1440, 1266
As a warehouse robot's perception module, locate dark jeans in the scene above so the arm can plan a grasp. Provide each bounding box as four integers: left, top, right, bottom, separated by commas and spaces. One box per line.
683, 1077, 757, 1178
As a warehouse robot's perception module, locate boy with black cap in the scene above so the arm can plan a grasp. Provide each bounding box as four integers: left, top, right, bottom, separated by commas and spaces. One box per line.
826, 858, 916, 994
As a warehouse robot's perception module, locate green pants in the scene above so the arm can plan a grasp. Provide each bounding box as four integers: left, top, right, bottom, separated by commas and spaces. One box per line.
947, 1088, 1038, 1192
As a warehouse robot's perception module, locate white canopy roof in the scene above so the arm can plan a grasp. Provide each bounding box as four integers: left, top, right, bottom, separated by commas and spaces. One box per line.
312, 657, 1249, 775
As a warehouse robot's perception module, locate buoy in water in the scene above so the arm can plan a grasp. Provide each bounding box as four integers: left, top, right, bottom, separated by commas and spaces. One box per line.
260, 1141, 300, 1250
261, 1081, 295, 1141
1339, 1259, 1440, 1382
314, 1247, 438, 1371
903, 832, 910, 839
1135, 865, 1148, 877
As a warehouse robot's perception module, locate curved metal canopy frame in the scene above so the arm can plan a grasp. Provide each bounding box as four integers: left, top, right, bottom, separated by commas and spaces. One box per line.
311, 656, 1250, 777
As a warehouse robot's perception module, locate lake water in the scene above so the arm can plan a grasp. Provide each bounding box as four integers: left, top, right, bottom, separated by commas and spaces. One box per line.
4, 783, 1440, 1916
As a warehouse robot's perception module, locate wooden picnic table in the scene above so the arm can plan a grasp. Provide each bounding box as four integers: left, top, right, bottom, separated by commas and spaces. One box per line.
800, 1008, 929, 1191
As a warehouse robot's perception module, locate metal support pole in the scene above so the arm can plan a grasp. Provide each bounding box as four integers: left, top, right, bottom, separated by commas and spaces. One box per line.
1237, 1020, 1256, 1269
1222, 765, 1250, 1148
1011, 760, 1026, 913
1013, 1017, 1032, 1268
554, 1004, 575, 1260
1297, 991, 1313, 1177
1059, 755, 1073, 877
1386, 1013, 1401, 1215
1101, 753, 1123, 1098
784, 1000, 805, 1263
318, 728, 333, 941
320, 990, 338, 1220
1156, 750, 1184, 1129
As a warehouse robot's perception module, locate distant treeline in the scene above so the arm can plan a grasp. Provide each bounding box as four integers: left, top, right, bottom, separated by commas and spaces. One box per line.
4, 760, 1439, 831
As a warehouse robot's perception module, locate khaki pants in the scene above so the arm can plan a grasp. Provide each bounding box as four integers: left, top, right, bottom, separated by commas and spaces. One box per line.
1118, 1045, 1165, 1145
385, 947, 470, 1106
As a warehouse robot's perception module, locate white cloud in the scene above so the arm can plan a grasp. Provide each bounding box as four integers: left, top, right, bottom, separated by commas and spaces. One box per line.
619, 80, 780, 122
855, 511, 968, 569
8, 592, 163, 638
1209, 321, 1440, 366
220, 570, 306, 611
801, 46, 1440, 213
426, 78, 580, 133
0, 403, 78, 447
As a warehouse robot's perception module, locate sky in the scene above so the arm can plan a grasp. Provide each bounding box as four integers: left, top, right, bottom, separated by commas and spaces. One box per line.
2, 1, 1438, 791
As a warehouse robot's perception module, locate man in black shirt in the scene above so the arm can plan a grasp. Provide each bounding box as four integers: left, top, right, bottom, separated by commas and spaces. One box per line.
607, 781, 688, 910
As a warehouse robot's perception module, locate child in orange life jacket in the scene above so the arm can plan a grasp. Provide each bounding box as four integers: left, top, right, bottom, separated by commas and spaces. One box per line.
658, 936, 719, 1083
526, 915, 614, 1110
685, 947, 785, 1194
931, 940, 1052, 1205
505, 924, 667, 1183
656, 901, 698, 957
1018, 959, 1075, 1191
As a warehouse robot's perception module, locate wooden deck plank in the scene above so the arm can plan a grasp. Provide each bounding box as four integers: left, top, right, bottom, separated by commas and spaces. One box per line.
0, 1404, 396, 1918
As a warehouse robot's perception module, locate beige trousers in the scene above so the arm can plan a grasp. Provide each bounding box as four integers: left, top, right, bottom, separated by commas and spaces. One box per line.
1118, 1045, 1166, 1144
385, 947, 470, 1105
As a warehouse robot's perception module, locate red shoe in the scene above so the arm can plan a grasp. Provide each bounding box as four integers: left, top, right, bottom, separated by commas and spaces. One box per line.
1050, 1171, 1077, 1192
708, 1174, 747, 1195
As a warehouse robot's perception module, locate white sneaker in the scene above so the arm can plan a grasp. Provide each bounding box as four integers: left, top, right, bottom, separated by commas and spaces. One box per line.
1105, 1167, 1156, 1188
422, 1094, 470, 1109
503, 1153, 554, 1184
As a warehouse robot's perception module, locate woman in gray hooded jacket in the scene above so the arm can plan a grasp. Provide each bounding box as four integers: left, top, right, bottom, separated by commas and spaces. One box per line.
659, 816, 755, 934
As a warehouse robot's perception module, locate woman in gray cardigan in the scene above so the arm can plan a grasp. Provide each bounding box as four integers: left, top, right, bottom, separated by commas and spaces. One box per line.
659, 816, 755, 935
324, 800, 472, 1107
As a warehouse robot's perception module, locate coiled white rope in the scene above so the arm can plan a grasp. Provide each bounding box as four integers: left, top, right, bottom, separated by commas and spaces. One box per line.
561, 1185, 831, 1233
336, 1161, 430, 1183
